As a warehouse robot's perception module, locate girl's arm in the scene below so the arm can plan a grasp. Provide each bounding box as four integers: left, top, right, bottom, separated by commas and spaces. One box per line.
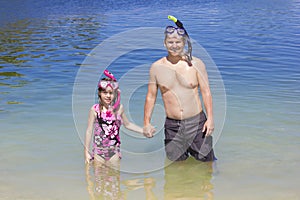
119, 104, 144, 135
84, 106, 96, 164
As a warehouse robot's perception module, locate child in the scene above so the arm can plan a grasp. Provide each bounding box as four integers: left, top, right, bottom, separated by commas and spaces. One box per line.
84, 70, 154, 165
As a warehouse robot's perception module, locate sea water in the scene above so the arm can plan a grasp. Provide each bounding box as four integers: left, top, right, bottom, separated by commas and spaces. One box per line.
0, 0, 299, 199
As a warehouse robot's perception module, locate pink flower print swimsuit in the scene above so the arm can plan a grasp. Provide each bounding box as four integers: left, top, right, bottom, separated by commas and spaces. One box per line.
93, 104, 122, 161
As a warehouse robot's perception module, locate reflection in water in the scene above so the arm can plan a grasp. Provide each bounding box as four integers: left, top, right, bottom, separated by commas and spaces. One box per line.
85, 162, 157, 200
164, 158, 214, 200
0, 71, 27, 90
85, 162, 123, 200
85, 158, 214, 200
0, 16, 104, 110
122, 176, 157, 200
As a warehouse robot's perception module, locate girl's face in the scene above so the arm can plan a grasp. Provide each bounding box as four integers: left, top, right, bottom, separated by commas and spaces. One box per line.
99, 87, 115, 107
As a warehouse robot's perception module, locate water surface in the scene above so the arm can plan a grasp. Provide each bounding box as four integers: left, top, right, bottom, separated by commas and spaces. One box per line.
0, 0, 299, 199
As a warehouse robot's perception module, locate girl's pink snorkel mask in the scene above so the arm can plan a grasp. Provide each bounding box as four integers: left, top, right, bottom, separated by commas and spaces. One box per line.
98, 80, 119, 90
98, 70, 121, 111
98, 70, 119, 89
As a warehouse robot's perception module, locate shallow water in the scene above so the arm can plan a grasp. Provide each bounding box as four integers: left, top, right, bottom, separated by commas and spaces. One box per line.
1, 0, 299, 199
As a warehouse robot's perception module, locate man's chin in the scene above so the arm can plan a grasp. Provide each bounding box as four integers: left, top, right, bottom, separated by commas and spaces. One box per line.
169, 52, 181, 57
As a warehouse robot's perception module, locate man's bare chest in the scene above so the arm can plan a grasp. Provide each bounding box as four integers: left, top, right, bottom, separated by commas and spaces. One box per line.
155, 67, 198, 92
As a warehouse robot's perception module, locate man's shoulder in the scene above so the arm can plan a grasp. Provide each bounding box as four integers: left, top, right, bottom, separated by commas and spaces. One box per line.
191, 56, 205, 68
152, 57, 165, 65
150, 57, 165, 70
191, 56, 204, 63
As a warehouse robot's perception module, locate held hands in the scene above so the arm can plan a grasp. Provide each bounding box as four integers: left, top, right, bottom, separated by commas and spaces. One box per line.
143, 124, 156, 138
202, 119, 214, 137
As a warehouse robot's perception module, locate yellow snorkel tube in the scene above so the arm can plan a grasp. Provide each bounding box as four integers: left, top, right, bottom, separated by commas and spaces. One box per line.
168, 15, 192, 66
168, 15, 177, 22
168, 15, 183, 28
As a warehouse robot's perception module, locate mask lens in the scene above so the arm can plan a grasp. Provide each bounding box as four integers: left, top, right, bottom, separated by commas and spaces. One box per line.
165, 26, 176, 34
100, 81, 108, 88
112, 82, 119, 89
99, 81, 119, 90
177, 28, 186, 36
165, 26, 186, 36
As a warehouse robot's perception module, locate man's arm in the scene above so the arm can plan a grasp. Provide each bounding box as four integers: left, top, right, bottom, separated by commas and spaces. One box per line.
195, 59, 214, 136
143, 65, 158, 137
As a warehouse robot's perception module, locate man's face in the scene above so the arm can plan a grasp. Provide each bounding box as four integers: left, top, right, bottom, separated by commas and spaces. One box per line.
164, 33, 185, 57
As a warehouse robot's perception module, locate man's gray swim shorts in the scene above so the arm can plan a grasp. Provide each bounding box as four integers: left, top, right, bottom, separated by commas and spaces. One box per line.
164, 111, 216, 161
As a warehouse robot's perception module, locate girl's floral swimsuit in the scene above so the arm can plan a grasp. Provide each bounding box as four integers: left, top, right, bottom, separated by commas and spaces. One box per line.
93, 104, 122, 161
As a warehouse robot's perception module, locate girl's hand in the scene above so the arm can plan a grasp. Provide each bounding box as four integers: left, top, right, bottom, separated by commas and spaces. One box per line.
143, 124, 156, 138
85, 153, 93, 164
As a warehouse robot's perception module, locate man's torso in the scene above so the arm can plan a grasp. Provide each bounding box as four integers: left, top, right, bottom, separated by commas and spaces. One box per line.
152, 57, 203, 119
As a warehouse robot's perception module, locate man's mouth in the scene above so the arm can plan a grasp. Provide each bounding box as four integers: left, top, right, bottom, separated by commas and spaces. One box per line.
170, 49, 179, 52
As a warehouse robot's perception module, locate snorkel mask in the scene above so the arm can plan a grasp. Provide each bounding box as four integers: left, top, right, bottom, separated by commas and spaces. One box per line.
98, 69, 121, 111
167, 15, 193, 66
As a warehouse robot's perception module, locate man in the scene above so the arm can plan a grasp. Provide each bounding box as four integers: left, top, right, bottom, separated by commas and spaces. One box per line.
143, 23, 216, 162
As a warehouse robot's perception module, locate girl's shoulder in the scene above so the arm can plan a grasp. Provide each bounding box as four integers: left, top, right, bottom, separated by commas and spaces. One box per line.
116, 104, 124, 115
92, 104, 100, 114
92, 103, 98, 109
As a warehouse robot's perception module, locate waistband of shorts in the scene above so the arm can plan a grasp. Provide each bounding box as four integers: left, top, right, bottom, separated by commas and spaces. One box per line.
166, 111, 205, 122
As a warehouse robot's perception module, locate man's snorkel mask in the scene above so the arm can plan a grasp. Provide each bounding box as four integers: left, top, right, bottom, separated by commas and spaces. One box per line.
98, 69, 121, 111
167, 15, 193, 66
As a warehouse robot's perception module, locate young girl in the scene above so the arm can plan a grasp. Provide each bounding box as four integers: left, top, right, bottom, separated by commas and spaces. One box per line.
84, 70, 151, 165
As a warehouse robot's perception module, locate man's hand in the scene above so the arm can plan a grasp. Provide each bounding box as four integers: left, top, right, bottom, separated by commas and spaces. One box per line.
202, 119, 214, 137
143, 124, 156, 138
